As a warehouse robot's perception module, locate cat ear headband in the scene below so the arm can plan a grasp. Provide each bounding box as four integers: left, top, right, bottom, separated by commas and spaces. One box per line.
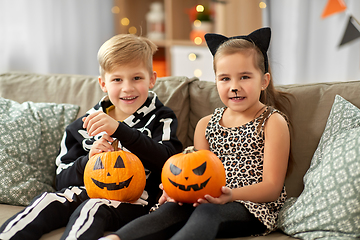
204, 27, 271, 73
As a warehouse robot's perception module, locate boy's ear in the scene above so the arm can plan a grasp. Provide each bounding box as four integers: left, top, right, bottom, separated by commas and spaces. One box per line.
98, 76, 107, 93
149, 71, 157, 89
262, 73, 270, 90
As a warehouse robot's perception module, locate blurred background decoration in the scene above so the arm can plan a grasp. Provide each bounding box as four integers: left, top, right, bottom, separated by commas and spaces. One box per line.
0, 0, 359, 84
188, 4, 214, 45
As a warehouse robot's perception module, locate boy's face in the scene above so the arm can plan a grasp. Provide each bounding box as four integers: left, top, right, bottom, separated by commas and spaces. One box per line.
99, 62, 157, 120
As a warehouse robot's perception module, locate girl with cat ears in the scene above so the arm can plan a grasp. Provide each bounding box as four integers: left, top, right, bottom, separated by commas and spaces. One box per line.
205, 27, 292, 119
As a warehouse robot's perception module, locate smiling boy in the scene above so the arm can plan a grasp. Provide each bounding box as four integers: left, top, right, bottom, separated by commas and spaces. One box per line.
0, 34, 183, 240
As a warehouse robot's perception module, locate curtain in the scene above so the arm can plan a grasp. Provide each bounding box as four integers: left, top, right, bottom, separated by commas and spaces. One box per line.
0, 0, 114, 76
264, 0, 360, 85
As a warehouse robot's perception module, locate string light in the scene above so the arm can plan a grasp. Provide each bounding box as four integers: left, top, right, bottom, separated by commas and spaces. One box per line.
259, 2, 266, 9
193, 20, 202, 27
194, 69, 202, 77
196, 5, 204, 12
121, 18, 130, 26
111, 6, 120, 14
188, 53, 197, 61
129, 26, 137, 34
194, 37, 202, 45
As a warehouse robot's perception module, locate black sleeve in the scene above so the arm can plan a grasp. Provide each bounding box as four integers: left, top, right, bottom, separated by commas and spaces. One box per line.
111, 107, 183, 173
55, 116, 93, 190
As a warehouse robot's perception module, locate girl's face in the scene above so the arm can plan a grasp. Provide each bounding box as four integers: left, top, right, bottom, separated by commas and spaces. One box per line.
215, 52, 269, 115
99, 61, 156, 120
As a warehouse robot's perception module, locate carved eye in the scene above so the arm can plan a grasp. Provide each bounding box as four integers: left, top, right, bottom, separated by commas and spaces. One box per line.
114, 156, 125, 168
192, 162, 206, 176
93, 156, 104, 170
170, 163, 182, 176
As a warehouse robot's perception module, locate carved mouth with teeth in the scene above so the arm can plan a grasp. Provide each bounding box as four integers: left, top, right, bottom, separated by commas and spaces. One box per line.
167, 177, 210, 191
91, 176, 133, 190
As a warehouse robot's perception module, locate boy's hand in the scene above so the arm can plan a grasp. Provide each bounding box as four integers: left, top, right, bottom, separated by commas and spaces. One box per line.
89, 134, 114, 158
193, 186, 232, 207
82, 112, 119, 136
158, 183, 183, 206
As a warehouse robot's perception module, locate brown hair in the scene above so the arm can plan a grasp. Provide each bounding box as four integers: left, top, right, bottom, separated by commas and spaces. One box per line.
97, 34, 158, 77
214, 39, 294, 174
214, 39, 291, 116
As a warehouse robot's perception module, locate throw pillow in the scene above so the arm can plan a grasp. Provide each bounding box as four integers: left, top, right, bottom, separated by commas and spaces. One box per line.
0, 98, 79, 206
278, 95, 360, 239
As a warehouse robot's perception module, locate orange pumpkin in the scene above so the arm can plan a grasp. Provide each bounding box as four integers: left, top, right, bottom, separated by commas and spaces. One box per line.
84, 140, 146, 203
161, 146, 226, 203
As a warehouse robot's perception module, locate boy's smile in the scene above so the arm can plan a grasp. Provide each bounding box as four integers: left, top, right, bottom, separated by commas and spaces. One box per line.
99, 62, 156, 121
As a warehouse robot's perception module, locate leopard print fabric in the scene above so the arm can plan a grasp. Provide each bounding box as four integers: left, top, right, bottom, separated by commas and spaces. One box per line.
205, 107, 287, 232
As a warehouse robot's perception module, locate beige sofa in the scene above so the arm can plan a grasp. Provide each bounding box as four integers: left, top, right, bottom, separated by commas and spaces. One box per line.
0, 72, 359, 240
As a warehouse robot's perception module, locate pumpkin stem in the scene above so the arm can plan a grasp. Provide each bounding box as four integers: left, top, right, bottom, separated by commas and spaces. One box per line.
183, 146, 198, 154
112, 139, 119, 151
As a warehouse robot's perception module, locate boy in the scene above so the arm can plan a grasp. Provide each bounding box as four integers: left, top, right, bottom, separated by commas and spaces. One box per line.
0, 34, 183, 240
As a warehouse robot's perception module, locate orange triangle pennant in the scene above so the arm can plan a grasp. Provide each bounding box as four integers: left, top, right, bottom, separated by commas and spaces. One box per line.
321, 0, 347, 19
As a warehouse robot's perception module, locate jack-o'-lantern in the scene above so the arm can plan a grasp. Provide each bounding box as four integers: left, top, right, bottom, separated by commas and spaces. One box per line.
84, 140, 146, 203
161, 146, 226, 203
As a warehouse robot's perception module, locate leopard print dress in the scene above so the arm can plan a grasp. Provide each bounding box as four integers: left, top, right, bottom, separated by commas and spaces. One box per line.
205, 107, 287, 232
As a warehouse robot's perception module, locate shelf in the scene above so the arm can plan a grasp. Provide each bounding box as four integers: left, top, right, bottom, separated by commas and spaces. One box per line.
113, 0, 263, 77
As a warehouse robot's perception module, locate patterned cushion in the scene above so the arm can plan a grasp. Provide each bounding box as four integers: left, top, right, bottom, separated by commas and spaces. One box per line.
278, 95, 360, 239
0, 98, 79, 206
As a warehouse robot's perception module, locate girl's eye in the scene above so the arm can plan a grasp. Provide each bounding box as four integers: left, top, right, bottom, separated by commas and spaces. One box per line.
240, 76, 250, 80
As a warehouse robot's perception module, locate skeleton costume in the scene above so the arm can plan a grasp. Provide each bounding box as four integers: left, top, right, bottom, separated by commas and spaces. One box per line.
0, 91, 183, 240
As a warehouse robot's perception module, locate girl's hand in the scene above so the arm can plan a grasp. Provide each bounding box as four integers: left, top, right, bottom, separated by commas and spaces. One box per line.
89, 134, 114, 158
158, 183, 183, 206
82, 112, 119, 136
194, 186, 232, 207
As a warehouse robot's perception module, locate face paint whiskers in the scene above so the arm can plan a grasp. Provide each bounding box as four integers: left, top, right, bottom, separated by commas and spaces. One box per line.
231, 89, 238, 98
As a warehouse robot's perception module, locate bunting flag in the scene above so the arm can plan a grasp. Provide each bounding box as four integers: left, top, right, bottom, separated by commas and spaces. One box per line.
321, 0, 347, 19
339, 16, 360, 46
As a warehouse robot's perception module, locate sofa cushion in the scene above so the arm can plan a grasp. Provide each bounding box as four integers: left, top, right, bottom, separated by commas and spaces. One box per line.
188, 79, 225, 147
278, 95, 360, 239
152, 76, 193, 148
0, 72, 105, 118
0, 98, 79, 206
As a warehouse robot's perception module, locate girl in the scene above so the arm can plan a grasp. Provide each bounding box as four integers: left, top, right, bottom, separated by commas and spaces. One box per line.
101, 27, 291, 240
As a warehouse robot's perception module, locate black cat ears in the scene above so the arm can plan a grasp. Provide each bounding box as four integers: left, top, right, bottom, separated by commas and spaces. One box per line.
204, 27, 271, 73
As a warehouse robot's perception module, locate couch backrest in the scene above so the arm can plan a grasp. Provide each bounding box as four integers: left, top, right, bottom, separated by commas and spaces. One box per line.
0, 72, 105, 117
186, 79, 360, 197
2, 72, 360, 198
276, 81, 360, 197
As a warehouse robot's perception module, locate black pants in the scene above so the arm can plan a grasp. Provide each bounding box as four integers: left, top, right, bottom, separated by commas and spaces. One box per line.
115, 202, 267, 240
0, 187, 147, 240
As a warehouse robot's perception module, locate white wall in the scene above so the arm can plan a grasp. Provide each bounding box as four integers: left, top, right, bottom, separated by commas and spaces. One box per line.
0, 0, 114, 76
265, 0, 360, 85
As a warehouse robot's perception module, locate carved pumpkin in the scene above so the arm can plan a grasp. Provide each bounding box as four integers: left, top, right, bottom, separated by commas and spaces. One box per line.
84, 140, 146, 203
161, 146, 226, 203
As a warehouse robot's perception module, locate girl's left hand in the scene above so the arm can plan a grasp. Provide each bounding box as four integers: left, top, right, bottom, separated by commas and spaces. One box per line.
194, 186, 232, 207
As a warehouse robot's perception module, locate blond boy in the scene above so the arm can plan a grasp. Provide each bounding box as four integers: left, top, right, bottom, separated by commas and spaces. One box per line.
0, 34, 182, 240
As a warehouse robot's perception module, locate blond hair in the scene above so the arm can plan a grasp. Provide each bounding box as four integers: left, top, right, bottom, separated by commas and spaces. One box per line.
97, 34, 158, 77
